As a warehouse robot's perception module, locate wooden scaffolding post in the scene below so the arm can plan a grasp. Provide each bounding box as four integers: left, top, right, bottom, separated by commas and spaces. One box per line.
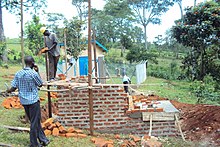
88, 0, 94, 135
20, 0, 24, 68
44, 37, 52, 118
148, 114, 153, 136
175, 114, 186, 141
64, 28, 68, 74
93, 29, 98, 83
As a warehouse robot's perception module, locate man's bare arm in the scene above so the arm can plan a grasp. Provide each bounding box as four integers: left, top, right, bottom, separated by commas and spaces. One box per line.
6, 87, 17, 93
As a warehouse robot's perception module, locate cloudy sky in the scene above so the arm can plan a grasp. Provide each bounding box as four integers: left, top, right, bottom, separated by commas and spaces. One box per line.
2, 0, 204, 42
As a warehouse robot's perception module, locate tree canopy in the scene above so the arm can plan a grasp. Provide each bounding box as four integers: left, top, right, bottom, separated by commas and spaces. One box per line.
128, 0, 175, 49
172, 1, 220, 81
0, 0, 46, 61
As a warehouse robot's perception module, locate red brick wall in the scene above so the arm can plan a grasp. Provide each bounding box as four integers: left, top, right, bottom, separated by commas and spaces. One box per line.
57, 85, 179, 137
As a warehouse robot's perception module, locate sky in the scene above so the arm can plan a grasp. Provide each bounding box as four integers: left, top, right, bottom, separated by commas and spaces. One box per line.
2, 0, 205, 42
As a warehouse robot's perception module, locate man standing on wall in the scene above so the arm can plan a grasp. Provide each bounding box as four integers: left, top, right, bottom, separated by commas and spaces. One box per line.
40, 27, 60, 81
122, 74, 131, 93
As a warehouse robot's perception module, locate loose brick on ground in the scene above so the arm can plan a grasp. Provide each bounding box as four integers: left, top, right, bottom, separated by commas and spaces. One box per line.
67, 127, 75, 133
2, 96, 23, 109
65, 133, 78, 138
44, 129, 52, 136
52, 128, 59, 136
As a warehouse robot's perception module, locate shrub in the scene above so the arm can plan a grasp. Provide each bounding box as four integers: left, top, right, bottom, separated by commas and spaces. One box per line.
190, 75, 220, 104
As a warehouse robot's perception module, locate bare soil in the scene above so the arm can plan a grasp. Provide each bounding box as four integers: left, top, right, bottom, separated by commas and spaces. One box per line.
170, 100, 220, 146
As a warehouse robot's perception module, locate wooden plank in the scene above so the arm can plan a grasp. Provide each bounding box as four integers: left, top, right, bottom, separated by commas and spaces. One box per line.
175, 114, 186, 141
0, 143, 12, 147
40, 89, 70, 92
149, 114, 153, 136
128, 96, 134, 110
142, 112, 178, 121
1, 125, 30, 132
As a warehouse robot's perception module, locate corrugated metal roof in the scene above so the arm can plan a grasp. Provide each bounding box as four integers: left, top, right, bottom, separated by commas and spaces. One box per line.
59, 40, 108, 52
91, 40, 108, 52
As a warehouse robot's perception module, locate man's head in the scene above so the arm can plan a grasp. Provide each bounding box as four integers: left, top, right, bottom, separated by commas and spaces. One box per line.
24, 56, 35, 68
40, 27, 50, 36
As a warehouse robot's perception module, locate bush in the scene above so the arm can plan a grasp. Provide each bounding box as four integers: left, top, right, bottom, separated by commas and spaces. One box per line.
148, 61, 183, 80
190, 75, 220, 104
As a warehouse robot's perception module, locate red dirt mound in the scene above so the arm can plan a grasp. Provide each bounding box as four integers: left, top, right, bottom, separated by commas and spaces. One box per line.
171, 100, 220, 146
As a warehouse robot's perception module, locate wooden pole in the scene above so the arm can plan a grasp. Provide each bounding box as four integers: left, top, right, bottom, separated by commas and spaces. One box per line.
175, 114, 186, 141
44, 37, 52, 118
88, 0, 94, 135
20, 0, 24, 68
20, 0, 30, 123
93, 29, 98, 83
149, 114, 153, 136
64, 28, 68, 75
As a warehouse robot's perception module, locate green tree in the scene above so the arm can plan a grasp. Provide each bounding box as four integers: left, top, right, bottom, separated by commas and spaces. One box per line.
91, 9, 116, 47
172, 1, 220, 81
126, 43, 157, 63
64, 17, 87, 60
72, 0, 88, 21
103, 0, 134, 54
46, 13, 67, 34
128, 0, 175, 49
153, 35, 163, 56
0, 0, 46, 61
25, 15, 44, 55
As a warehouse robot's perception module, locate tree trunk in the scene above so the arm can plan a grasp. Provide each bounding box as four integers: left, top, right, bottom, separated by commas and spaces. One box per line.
194, 0, 197, 7
177, 1, 183, 19
144, 24, 147, 50
191, 48, 196, 80
0, 0, 8, 62
0, 0, 4, 42
199, 48, 206, 80
142, 7, 148, 50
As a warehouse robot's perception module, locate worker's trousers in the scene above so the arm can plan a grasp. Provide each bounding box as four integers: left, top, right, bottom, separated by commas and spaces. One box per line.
48, 53, 60, 80
23, 101, 48, 147
123, 81, 129, 93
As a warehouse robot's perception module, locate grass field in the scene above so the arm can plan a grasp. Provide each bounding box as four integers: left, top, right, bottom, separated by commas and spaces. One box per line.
107, 76, 198, 104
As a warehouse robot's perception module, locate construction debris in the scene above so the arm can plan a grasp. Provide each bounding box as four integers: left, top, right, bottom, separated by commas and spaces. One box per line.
141, 135, 162, 147
91, 137, 114, 147
58, 74, 66, 80
41, 102, 58, 122
126, 94, 167, 114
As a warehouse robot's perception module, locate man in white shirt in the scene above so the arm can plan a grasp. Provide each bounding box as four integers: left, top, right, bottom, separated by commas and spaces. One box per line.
122, 75, 131, 93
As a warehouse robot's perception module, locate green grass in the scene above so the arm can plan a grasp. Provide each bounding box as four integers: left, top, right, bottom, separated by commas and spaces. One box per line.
0, 64, 22, 90
107, 76, 198, 104
139, 77, 197, 104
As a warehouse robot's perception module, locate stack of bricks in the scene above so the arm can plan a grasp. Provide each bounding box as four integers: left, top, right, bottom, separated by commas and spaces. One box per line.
56, 84, 179, 137
2, 96, 23, 109
70, 76, 88, 83
126, 95, 164, 113
42, 118, 87, 138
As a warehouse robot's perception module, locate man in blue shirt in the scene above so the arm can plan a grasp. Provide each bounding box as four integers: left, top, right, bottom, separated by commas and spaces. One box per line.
7, 56, 50, 147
